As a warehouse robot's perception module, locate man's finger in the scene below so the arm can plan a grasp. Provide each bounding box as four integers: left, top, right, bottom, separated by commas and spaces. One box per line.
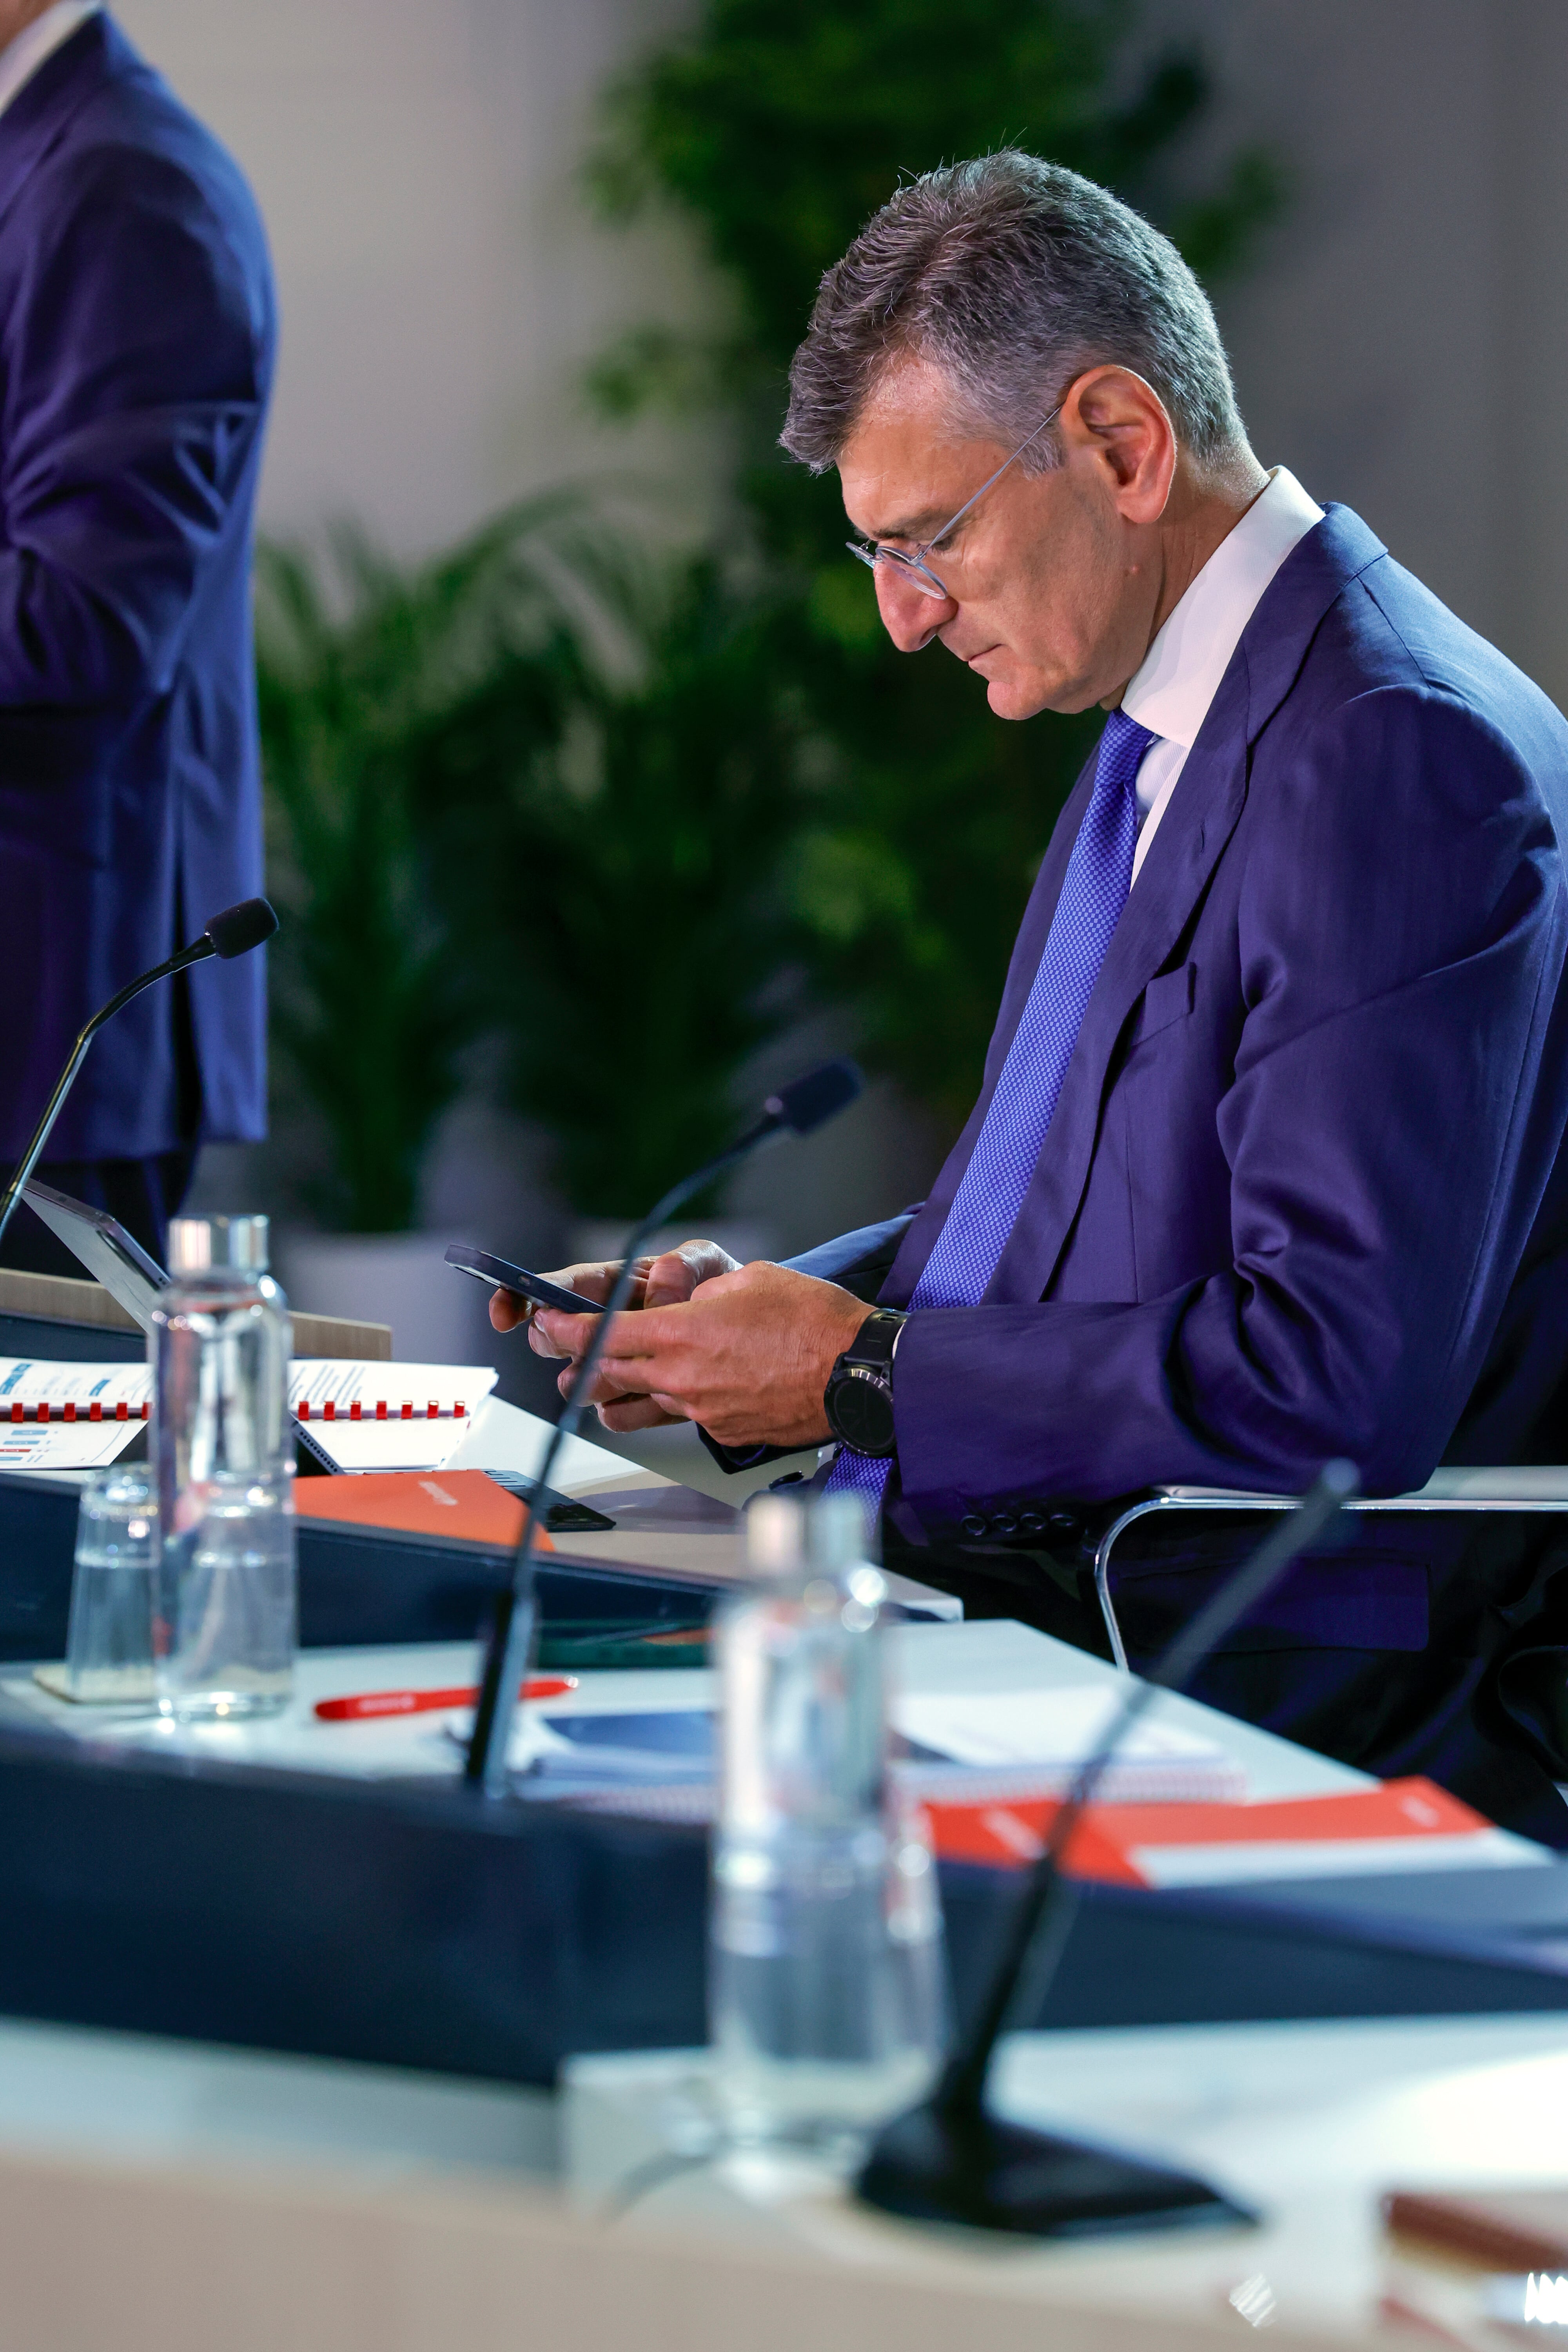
642, 1248, 703, 1309
563, 1344, 667, 1409
532, 1302, 614, 1361
641, 1240, 744, 1308
557, 1258, 642, 1308
596, 1395, 689, 1432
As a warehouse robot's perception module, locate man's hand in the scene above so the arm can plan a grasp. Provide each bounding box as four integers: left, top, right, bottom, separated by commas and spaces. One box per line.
488, 1239, 742, 1337
521, 1253, 874, 1447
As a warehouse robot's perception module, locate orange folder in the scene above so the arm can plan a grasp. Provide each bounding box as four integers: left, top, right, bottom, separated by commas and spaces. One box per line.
292, 1468, 553, 1552
925, 1776, 1495, 1885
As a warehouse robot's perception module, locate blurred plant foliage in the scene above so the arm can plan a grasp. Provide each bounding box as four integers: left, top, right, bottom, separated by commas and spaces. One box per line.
588, 0, 1283, 1134
260, 508, 818, 1225
255, 499, 593, 1231
414, 554, 815, 1218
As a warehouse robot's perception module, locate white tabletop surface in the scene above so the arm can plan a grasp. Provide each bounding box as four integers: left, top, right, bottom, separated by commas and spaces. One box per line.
0, 2011, 555, 2182
566, 2011, 1568, 2344
0, 1617, 1372, 1802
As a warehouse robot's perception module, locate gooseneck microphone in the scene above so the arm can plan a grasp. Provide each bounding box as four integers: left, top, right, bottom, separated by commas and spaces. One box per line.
0, 897, 278, 1258
466, 1056, 865, 1793
857, 1457, 1359, 2241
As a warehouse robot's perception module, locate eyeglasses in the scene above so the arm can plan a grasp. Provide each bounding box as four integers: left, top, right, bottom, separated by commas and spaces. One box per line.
846, 404, 1063, 602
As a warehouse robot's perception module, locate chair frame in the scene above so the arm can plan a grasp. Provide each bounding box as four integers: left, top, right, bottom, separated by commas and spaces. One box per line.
1093, 1474, 1568, 1673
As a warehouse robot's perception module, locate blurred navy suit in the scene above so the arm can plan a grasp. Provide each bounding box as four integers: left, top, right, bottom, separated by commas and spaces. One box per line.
789, 507, 1568, 1835
0, 13, 274, 1249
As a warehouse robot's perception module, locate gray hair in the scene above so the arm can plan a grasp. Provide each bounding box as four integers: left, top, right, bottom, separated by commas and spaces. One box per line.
781, 151, 1246, 475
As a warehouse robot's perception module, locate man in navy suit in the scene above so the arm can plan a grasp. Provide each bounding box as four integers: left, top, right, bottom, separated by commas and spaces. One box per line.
506, 155, 1568, 1836
0, 2, 274, 1273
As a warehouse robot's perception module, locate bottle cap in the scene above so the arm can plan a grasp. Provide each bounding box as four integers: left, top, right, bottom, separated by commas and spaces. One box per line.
166, 1215, 270, 1275
744, 1490, 871, 1575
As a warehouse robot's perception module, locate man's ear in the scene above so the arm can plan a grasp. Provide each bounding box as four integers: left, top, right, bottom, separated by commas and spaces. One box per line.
1056, 365, 1176, 525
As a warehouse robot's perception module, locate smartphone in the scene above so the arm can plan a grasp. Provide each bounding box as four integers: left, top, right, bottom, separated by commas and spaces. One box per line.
444, 1242, 606, 1316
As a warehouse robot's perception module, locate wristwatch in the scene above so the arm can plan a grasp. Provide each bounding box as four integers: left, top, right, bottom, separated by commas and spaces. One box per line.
824, 1308, 906, 1459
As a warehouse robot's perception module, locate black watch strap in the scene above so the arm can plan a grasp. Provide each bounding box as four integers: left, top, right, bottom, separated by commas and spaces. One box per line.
824, 1308, 904, 1459
844, 1307, 904, 1373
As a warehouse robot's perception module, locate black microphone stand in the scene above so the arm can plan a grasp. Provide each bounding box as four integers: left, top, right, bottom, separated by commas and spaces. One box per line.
465, 1060, 862, 1794
857, 1458, 1359, 2238
0, 898, 278, 1259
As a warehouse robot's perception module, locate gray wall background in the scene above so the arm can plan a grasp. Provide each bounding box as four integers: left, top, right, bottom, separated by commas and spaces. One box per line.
107, 0, 1568, 1324
1174, 0, 1568, 714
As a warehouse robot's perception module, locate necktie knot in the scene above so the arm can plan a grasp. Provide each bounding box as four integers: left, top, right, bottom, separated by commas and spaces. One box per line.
1096, 706, 1157, 800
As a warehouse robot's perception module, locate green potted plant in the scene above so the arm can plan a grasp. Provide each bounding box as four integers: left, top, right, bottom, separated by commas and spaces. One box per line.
255, 498, 590, 1347
417, 549, 817, 1252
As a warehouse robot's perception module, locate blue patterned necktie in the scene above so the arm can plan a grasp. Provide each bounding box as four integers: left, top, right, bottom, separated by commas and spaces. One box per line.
828, 706, 1156, 1514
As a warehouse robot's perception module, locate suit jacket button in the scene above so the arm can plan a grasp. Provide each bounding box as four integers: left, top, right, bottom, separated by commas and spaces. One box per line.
1017, 1509, 1046, 1537
989, 1511, 1018, 1539
1048, 1511, 1080, 1535
960, 1513, 987, 1538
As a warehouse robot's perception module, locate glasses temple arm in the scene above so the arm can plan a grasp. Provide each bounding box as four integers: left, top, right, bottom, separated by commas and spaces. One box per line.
915, 402, 1062, 555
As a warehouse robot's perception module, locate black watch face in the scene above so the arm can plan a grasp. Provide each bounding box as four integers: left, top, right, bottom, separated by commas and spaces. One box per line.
832, 1370, 896, 1457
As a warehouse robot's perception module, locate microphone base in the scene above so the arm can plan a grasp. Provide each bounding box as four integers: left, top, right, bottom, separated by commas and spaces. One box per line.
855, 2096, 1256, 2241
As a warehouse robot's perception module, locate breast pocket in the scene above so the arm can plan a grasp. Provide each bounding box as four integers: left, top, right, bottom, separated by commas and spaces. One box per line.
1127, 962, 1195, 1051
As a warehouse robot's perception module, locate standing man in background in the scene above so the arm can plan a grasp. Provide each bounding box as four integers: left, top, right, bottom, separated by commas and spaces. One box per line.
0, 2, 274, 1273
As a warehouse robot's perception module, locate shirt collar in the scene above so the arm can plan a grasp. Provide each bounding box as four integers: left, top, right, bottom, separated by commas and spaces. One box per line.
0, 1, 98, 123
1121, 467, 1326, 750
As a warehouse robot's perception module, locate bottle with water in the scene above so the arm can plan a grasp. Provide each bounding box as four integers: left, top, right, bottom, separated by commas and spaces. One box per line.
151, 1215, 296, 1720
709, 1491, 946, 2145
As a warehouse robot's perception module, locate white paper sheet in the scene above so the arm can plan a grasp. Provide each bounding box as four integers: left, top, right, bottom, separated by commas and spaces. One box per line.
0, 1358, 151, 1410
443, 1394, 653, 1493
894, 1684, 1226, 1771
289, 1361, 499, 1472
0, 1417, 142, 1470
0, 1360, 150, 1468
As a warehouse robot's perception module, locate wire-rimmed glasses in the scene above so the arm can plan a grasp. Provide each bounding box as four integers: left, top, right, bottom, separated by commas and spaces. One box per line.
846, 404, 1063, 602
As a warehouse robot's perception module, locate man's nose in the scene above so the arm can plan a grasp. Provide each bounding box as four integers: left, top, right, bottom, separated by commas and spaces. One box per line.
875, 563, 956, 652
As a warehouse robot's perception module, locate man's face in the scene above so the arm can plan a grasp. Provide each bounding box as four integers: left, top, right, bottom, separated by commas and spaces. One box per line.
837, 362, 1167, 720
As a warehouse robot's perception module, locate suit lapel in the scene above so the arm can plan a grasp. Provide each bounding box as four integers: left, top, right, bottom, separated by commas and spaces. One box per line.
0, 15, 122, 235
884, 502, 1391, 1312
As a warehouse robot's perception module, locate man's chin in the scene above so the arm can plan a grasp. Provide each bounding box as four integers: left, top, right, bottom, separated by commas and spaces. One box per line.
982, 663, 1114, 720
984, 673, 1067, 722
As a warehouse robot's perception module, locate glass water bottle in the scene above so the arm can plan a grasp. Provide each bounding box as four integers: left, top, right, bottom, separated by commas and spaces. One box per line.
151, 1214, 296, 1719
709, 1490, 947, 2144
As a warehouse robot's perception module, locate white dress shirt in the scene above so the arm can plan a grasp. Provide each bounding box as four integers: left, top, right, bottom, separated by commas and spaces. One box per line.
0, 0, 97, 123
1122, 467, 1325, 884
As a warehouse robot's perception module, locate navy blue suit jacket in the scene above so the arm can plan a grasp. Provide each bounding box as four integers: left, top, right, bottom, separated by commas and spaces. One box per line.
0, 13, 275, 1160
791, 507, 1568, 1833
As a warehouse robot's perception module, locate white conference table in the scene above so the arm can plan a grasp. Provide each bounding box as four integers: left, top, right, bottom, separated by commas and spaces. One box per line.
1, 1403, 1563, 2348
0, 1583, 1555, 2351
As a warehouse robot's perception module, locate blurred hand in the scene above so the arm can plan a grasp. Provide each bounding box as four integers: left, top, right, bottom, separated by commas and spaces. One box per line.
528, 1257, 873, 1446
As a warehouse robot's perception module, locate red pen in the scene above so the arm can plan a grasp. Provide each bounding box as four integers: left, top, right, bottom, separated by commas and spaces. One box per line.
314, 1675, 577, 1722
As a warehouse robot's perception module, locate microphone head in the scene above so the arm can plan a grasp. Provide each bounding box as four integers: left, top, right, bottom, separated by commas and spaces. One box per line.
203, 898, 278, 960
766, 1058, 864, 1137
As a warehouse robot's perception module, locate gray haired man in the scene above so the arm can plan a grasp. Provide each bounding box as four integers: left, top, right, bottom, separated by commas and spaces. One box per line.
507, 154, 1568, 1836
